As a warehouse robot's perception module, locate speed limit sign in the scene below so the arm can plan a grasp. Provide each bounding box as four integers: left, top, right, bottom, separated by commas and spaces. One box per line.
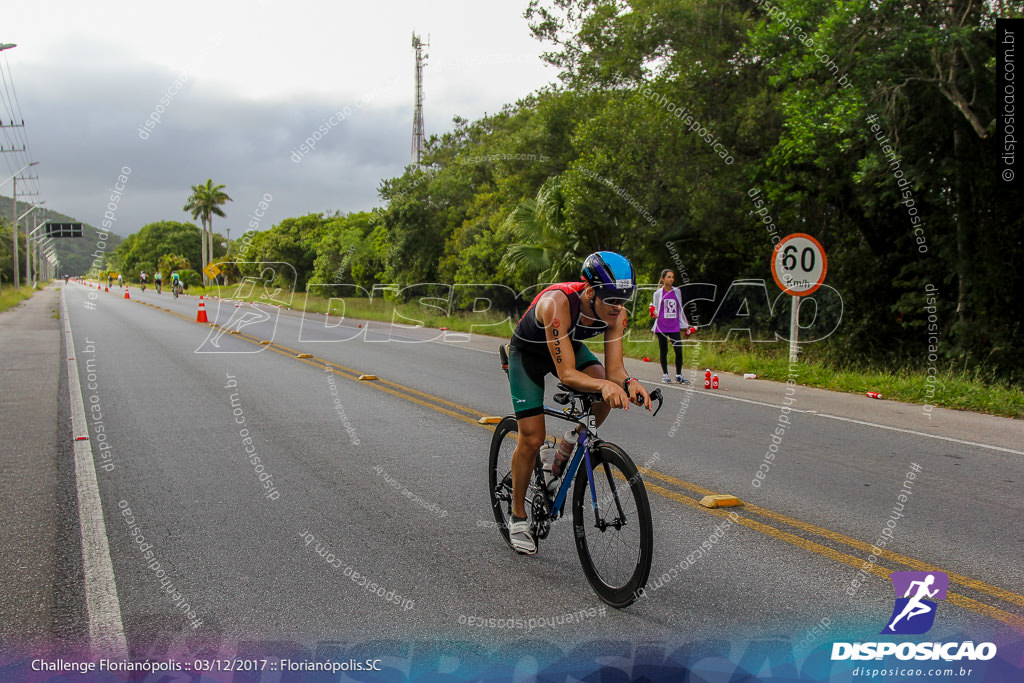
772, 233, 827, 296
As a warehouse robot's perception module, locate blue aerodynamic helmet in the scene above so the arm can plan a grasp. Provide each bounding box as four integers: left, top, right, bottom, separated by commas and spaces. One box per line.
581, 251, 636, 302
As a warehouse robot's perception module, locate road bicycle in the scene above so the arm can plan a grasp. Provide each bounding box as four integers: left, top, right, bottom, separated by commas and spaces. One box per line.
173, 281, 183, 298
155, 280, 162, 294
488, 345, 662, 608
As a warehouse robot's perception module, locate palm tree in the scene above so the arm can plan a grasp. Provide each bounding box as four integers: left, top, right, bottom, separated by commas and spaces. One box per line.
501, 177, 580, 286
183, 179, 232, 286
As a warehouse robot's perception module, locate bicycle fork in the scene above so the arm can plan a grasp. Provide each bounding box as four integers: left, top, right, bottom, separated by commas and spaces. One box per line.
580, 434, 629, 532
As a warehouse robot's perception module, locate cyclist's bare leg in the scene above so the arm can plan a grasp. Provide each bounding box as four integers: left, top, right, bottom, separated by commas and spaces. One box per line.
511, 414, 545, 519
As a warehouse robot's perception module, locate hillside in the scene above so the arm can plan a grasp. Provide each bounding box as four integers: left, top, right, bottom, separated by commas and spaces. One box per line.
0, 195, 122, 277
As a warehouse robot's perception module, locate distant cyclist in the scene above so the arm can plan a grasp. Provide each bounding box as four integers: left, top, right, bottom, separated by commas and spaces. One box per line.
505, 251, 652, 555
171, 272, 182, 297
140, 271, 148, 291
117, 273, 123, 288
154, 270, 162, 294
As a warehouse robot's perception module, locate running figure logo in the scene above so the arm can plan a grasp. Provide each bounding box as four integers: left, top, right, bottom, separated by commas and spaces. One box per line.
195, 262, 296, 354
881, 571, 949, 635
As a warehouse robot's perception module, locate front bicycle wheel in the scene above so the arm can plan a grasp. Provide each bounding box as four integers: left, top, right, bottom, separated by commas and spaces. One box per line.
488, 416, 521, 550
572, 442, 653, 608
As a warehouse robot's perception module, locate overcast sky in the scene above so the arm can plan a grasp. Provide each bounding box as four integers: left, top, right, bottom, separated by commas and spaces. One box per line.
2, 0, 559, 242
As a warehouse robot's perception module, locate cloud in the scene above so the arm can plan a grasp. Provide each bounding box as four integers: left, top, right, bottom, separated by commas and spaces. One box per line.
6, 5, 558, 240
20, 56, 410, 236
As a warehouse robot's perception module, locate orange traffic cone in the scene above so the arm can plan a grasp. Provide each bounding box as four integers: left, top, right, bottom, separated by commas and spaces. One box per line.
196, 296, 209, 323
124, 287, 130, 300
104, 285, 109, 292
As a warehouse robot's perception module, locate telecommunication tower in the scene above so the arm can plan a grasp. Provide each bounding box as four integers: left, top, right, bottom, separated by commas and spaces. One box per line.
411, 32, 428, 166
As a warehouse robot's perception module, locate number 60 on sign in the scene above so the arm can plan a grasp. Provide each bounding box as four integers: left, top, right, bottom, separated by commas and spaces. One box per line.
771, 233, 827, 296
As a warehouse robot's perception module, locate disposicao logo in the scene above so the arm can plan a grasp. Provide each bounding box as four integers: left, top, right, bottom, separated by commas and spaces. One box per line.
831, 571, 997, 663
882, 571, 948, 635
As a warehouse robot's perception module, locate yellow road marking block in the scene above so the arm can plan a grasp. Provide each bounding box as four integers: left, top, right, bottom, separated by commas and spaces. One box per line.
296, 353, 312, 358
260, 340, 271, 345
358, 374, 379, 380
478, 416, 503, 424
700, 494, 743, 508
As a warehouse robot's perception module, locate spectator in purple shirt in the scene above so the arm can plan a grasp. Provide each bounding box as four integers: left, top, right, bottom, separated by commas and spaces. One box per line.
651, 269, 695, 383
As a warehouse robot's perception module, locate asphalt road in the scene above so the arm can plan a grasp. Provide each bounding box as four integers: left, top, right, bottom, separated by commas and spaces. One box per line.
1, 280, 1022, 680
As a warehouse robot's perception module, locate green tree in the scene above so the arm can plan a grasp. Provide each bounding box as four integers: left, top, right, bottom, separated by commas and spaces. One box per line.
158, 253, 191, 284
524, 0, 782, 283
237, 213, 328, 289
500, 177, 581, 287
183, 179, 233, 285
309, 212, 374, 287
112, 221, 209, 281
747, 0, 1024, 375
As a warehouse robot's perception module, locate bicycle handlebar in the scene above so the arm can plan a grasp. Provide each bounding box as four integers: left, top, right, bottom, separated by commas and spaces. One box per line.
553, 384, 664, 417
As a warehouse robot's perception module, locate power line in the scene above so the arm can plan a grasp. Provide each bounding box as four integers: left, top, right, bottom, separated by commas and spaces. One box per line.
0, 52, 39, 196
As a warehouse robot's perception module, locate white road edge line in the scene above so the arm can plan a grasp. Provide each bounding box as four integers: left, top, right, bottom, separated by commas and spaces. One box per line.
62, 290, 129, 657
810, 412, 1024, 456
656, 383, 1024, 456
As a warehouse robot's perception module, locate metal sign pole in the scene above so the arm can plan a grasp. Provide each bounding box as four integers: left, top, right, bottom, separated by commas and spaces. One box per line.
789, 294, 800, 363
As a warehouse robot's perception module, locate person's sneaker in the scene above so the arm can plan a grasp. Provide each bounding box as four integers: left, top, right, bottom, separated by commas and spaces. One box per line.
676, 374, 690, 384
662, 374, 672, 383
508, 518, 536, 555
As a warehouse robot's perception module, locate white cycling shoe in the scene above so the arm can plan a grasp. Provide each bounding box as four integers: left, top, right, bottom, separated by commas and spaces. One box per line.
508, 518, 537, 555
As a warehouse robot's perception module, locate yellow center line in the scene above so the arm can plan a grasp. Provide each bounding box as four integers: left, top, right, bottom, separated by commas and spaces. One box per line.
374, 376, 485, 420
231, 332, 487, 429
641, 480, 1024, 630
639, 461, 1024, 611
141, 299, 1024, 627
742, 501, 1024, 610
640, 465, 718, 497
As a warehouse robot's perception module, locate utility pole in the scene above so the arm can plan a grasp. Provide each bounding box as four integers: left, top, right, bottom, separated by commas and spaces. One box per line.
411, 32, 429, 167
10, 176, 15, 288
2, 115, 28, 289
24, 202, 41, 284
11, 176, 39, 289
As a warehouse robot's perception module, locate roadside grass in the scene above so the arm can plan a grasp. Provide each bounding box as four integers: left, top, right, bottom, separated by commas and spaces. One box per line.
0, 285, 40, 313
191, 285, 1024, 419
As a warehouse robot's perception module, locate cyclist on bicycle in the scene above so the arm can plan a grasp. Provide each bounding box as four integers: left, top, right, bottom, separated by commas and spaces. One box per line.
506, 251, 652, 555
154, 270, 162, 293
171, 272, 181, 295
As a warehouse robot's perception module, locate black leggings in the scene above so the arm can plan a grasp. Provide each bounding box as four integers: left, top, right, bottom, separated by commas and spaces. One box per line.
656, 331, 683, 374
